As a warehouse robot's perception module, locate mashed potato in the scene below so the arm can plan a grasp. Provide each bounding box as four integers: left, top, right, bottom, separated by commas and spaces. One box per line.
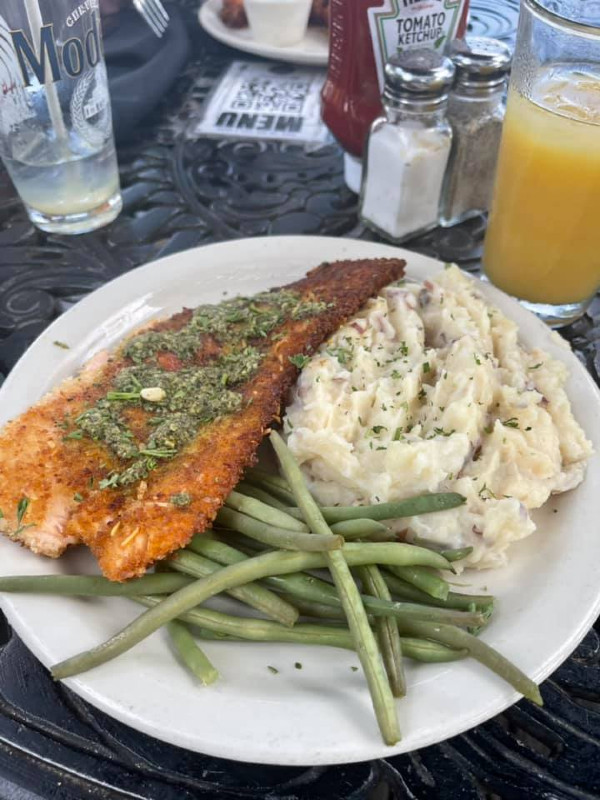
284, 266, 592, 569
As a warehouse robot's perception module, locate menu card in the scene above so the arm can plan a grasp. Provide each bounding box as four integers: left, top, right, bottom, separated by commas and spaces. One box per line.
191, 61, 331, 144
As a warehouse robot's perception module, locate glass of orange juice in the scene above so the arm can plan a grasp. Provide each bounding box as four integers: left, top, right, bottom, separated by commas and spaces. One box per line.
483, 0, 600, 326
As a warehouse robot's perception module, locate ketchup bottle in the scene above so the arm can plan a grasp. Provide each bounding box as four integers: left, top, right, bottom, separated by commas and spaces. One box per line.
322, 0, 470, 191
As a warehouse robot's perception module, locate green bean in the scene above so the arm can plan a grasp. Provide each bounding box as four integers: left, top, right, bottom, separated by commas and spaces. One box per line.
394, 618, 543, 706
182, 545, 484, 628
270, 430, 400, 746
330, 519, 395, 541
161, 611, 471, 664
413, 537, 474, 563
358, 565, 405, 697
243, 473, 297, 506
388, 565, 450, 600
0, 573, 193, 596
142, 598, 472, 663
383, 572, 495, 613
235, 481, 291, 512
166, 551, 298, 627
285, 492, 466, 523
187, 534, 248, 565
217, 507, 343, 552
280, 596, 349, 621
440, 547, 473, 563
51, 541, 453, 681
226, 490, 307, 531
245, 467, 291, 493
167, 621, 219, 685
399, 638, 468, 663
135, 595, 355, 649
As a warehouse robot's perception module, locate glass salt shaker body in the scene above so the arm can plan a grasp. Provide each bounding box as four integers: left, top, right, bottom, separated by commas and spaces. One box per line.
360, 50, 455, 243
440, 37, 512, 226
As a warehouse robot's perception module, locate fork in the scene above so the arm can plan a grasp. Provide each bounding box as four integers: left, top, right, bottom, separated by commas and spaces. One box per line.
133, 0, 170, 37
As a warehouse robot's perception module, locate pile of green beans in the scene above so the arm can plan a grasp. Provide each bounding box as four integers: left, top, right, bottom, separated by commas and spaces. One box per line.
0, 434, 542, 746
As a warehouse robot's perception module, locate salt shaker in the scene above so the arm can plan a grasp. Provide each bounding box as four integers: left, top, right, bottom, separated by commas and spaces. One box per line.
440, 37, 512, 226
360, 50, 455, 243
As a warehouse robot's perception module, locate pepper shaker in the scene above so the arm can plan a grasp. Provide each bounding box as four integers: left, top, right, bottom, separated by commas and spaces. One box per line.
360, 50, 455, 243
440, 37, 512, 226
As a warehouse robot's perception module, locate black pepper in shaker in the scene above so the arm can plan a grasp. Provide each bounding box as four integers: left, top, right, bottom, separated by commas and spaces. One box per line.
440, 36, 512, 226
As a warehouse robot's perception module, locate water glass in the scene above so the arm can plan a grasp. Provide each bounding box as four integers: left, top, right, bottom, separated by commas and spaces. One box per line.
0, 0, 121, 234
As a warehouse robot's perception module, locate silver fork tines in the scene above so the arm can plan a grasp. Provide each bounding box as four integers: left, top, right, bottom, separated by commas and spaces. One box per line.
133, 0, 170, 37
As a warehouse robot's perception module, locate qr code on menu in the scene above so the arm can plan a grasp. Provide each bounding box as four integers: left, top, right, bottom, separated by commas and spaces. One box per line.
193, 61, 330, 144
230, 77, 312, 114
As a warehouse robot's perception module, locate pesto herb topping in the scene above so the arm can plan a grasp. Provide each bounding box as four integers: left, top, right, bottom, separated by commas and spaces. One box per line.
67, 290, 330, 489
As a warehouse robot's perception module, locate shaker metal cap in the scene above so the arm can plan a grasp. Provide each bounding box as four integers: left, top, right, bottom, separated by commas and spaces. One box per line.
383, 49, 456, 103
449, 37, 512, 88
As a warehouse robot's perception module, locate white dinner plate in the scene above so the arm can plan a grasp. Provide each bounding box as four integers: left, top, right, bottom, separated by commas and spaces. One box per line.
0, 236, 599, 766
198, 0, 329, 66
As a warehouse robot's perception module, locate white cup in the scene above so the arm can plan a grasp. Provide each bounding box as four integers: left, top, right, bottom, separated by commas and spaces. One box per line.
244, 0, 312, 47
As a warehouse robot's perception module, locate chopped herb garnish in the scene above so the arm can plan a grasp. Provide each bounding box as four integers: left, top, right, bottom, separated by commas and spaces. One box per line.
170, 492, 192, 507
99, 473, 120, 490
70, 289, 329, 490
295, 662, 302, 670
418, 388, 427, 401
0, 509, 3, 519
423, 362, 431, 373
289, 354, 310, 369
525, 426, 532, 431
474, 354, 482, 366
73, 493, 84, 503
63, 430, 84, 441
267, 665, 279, 674
391, 370, 402, 380
502, 418, 519, 429
351, 666, 359, 672
371, 425, 387, 435
327, 346, 353, 366
16, 498, 29, 527
399, 341, 409, 357
433, 427, 455, 437
478, 483, 497, 500
9, 497, 35, 539
106, 391, 141, 402
484, 424, 493, 435
530, 362, 544, 370
393, 427, 403, 441
53, 340, 70, 350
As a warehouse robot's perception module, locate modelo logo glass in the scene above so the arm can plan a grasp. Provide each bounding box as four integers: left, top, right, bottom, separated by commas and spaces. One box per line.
368, 0, 467, 90
10, 8, 102, 86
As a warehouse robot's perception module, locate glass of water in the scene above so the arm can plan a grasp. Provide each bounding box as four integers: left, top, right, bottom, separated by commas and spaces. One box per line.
0, 0, 122, 234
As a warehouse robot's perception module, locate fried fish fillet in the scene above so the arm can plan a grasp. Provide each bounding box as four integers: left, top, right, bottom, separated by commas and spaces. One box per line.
0, 258, 405, 581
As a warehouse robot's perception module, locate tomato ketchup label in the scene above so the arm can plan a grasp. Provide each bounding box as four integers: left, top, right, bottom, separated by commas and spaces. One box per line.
368, 0, 469, 90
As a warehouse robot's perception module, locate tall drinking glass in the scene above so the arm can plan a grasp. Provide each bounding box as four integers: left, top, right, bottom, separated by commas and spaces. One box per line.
0, 0, 121, 234
483, 1, 600, 326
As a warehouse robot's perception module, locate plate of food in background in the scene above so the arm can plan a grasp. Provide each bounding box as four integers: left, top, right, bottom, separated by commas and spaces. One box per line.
0, 236, 599, 766
198, 0, 329, 66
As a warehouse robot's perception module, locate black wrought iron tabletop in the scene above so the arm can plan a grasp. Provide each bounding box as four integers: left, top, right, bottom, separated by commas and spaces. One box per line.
0, 1, 599, 797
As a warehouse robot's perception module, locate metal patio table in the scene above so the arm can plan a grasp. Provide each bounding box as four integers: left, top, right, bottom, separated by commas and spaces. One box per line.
0, 1, 598, 797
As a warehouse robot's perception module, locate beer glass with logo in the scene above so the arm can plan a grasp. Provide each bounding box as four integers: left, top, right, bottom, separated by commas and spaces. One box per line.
0, 0, 121, 233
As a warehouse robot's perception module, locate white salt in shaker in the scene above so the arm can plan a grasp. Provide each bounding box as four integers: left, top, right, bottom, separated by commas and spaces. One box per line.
440, 37, 512, 226
360, 49, 455, 243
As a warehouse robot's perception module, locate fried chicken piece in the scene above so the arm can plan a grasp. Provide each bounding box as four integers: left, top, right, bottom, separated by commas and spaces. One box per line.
0, 258, 405, 580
